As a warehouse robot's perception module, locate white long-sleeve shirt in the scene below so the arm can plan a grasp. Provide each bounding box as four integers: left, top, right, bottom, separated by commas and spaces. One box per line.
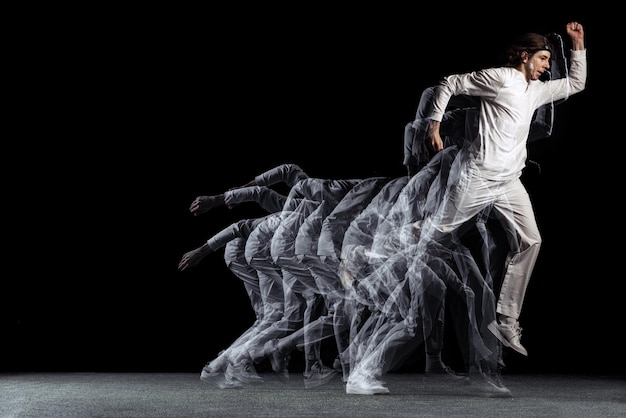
430, 49, 587, 180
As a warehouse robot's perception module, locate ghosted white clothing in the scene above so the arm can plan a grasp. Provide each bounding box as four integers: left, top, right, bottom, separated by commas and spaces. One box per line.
425, 49, 587, 320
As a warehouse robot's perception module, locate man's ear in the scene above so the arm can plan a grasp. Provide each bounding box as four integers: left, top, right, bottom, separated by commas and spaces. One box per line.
521, 51, 529, 62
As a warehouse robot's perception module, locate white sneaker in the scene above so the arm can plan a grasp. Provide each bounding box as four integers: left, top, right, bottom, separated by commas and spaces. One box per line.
488, 320, 528, 356
346, 373, 389, 395
303, 362, 338, 389
226, 361, 264, 384
466, 372, 512, 398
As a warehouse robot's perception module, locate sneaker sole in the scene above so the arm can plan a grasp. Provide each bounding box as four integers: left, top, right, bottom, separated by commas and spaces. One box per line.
220, 381, 244, 389
469, 384, 513, 398
201, 372, 244, 389
461, 376, 512, 398
423, 372, 468, 384
346, 386, 374, 395
233, 375, 264, 384
346, 384, 390, 395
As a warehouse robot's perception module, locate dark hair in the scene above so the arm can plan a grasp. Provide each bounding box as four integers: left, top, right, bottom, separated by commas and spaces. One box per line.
502, 33, 553, 67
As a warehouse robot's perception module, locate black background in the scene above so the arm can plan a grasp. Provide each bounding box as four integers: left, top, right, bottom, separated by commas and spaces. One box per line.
4, 6, 622, 376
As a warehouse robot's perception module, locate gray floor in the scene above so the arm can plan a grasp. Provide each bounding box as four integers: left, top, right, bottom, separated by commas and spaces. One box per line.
1, 372, 624, 417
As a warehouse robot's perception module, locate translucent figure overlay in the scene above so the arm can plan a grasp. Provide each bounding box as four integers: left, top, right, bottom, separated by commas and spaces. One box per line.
178, 22, 587, 398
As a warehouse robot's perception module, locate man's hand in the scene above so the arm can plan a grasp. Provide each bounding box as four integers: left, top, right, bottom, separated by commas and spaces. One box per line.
566, 21, 584, 50
178, 244, 212, 271
189, 195, 223, 216
428, 120, 444, 152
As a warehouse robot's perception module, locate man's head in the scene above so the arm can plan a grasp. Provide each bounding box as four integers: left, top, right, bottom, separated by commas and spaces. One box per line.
504, 33, 553, 81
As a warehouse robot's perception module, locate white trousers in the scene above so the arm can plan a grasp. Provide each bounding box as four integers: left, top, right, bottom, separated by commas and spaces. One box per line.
427, 159, 542, 320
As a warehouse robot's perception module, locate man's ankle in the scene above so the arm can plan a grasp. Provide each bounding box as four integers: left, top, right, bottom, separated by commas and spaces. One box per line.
497, 315, 516, 326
